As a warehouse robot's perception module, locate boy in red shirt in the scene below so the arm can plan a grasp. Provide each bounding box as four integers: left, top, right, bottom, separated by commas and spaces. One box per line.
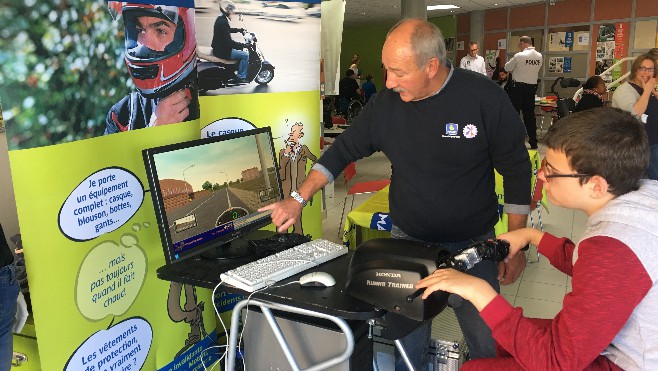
417, 107, 658, 370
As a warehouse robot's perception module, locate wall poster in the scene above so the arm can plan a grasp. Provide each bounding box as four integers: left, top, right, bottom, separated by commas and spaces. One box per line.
596, 24, 616, 82
0, 0, 322, 369
548, 57, 564, 73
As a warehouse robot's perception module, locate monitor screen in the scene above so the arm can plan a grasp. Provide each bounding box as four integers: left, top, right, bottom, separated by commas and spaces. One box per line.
142, 127, 283, 264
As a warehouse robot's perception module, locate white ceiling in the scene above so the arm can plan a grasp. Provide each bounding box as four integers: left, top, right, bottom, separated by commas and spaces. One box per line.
343, 0, 546, 26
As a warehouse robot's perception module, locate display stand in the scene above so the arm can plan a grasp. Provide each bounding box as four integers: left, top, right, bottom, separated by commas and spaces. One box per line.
158, 250, 384, 370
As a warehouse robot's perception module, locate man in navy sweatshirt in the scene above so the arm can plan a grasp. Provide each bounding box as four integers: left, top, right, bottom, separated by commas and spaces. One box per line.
261, 19, 531, 370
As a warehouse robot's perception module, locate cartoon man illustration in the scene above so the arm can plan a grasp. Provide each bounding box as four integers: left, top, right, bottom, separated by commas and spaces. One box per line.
278, 122, 317, 235
167, 282, 207, 358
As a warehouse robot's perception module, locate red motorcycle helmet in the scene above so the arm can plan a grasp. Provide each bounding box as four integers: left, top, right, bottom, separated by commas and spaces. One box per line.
108, 2, 196, 98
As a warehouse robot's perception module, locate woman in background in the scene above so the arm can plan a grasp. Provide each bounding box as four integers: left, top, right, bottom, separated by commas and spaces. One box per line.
612, 52, 658, 180
349, 54, 361, 86
643, 48, 658, 180
573, 75, 607, 112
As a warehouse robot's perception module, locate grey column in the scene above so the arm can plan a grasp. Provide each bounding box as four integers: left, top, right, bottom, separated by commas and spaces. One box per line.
401, 0, 426, 20
469, 10, 484, 49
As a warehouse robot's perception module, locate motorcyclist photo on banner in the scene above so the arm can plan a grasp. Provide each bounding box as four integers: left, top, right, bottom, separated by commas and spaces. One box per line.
195, 0, 321, 95
105, 1, 200, 135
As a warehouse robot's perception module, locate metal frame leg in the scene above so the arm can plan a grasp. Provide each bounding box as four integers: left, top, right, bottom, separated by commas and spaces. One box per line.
393, 339, 417, 371
226, 298, 355, 371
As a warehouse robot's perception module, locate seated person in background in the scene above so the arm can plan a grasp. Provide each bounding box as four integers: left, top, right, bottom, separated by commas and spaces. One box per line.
496, 69, 513, 96
574, 75, 607, 112
361, 74, 377, 103
416, 107, 658, 371
338, 69, 360, 116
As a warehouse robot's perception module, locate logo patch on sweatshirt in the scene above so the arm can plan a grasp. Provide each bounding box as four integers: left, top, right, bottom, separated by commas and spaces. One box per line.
463, 124, 478, 139
444, 123, 459, 137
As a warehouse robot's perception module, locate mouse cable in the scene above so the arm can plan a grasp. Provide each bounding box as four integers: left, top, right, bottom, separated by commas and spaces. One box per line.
207, 280, 279, 371
203, 280, 229, 370
199, 344, 228, 371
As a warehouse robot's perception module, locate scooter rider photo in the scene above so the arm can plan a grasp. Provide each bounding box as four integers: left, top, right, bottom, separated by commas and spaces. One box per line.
105, 2, 200, 135
197, 0, 275, 91
212, 1, 249, 84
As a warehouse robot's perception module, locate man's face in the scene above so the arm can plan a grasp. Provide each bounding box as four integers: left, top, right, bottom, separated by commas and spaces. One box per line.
382, 36, 434, 102
469, 44, 478, 57
498, 71, 508, 81
135, 16, 176, 52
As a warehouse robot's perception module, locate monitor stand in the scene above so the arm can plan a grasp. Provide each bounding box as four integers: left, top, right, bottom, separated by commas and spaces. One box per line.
199, 230, 276, 260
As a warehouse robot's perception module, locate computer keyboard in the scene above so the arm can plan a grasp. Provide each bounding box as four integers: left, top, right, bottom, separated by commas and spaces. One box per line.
220, 239, 347, 292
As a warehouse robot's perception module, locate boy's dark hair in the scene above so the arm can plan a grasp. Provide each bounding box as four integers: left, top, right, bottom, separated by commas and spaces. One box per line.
543, 107, 649, 196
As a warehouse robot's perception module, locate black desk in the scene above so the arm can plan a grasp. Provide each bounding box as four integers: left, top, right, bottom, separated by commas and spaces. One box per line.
156, 234, 384, 321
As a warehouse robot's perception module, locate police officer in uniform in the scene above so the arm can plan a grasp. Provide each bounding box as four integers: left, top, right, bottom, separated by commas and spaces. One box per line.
505, 36, 542, 149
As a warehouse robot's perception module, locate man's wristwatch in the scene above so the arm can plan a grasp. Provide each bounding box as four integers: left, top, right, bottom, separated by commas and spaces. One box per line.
290, 191, 307, 206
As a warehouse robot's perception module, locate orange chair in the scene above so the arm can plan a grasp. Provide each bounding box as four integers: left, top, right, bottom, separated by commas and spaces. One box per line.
337, 162, 391, 237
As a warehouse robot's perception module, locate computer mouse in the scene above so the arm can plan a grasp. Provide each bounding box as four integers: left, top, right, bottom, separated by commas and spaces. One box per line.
299, 272, 336, 287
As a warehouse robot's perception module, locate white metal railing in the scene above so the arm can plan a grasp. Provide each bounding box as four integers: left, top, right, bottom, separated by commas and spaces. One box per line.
573, 56, 636, 101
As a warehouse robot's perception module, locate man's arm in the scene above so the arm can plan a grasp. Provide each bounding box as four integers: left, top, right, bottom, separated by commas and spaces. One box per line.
490, 85, 532, 284
479, 57, 488, 75
459, 56, 467, 69
504, 54, 518, 73
259, 169, 329, 232
498, 212, 528, 285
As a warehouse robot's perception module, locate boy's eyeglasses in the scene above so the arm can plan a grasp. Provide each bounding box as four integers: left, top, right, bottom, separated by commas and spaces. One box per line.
540, 159, 592, 182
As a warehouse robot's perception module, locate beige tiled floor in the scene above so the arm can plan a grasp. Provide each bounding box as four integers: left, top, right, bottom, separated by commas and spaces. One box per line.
320, 142, 587, 345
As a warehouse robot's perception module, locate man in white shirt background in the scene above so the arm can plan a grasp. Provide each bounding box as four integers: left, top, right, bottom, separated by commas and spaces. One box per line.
459, 42, 487, 75
505, 36, 543, 149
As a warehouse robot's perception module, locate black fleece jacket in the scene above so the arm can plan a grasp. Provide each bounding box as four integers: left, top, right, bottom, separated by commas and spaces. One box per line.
318, 67, 531, 242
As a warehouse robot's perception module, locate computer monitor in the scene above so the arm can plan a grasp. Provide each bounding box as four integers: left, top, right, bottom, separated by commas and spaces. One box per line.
142, 127, 283, 264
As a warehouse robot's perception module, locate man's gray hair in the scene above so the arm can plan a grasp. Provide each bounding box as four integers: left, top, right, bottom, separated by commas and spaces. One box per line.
388, 19, 447, 68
